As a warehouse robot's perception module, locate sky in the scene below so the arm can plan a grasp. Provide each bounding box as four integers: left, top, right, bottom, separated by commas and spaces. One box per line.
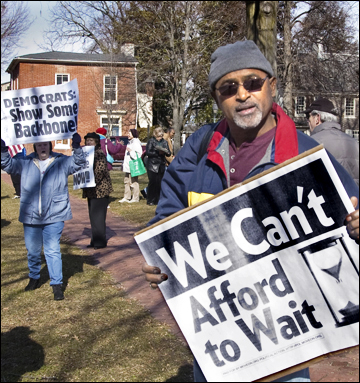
1, 1, 84, 83
2, 1, 359, 84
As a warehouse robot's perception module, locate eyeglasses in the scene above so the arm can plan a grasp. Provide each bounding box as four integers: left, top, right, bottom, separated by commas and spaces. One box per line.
215, 75, 269, 97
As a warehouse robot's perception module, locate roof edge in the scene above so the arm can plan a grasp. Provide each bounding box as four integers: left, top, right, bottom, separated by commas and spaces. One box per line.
6, 52, 138, 74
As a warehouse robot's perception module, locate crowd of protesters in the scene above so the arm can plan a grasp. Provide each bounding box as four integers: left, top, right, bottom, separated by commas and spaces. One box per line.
0, 125, 175, 299
1, 37, 359, 383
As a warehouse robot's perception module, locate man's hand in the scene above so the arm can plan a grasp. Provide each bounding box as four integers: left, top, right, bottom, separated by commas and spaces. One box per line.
142, 263, 168, 289
345, 197, 359, 242
1, 139, 8, 153
72, 133, 82, 149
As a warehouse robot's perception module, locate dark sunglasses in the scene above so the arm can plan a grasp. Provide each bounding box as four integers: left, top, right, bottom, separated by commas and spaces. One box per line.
216, 75, 269, 97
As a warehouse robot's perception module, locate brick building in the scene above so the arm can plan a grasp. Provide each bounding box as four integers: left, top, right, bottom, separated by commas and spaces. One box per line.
5, 46, 138, 155
290, 46, 359, 141
293, 93, 359, 141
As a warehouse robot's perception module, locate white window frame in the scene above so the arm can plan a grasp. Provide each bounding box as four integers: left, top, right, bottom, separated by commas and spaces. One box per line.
344, 98, 355, 118
11, 77, 18, 90
100, 115, 122, 136
295, 96, 306, 117
54, 74, 71, 148
55, 73, 70, 85
103, 75, 118, 104
54, 138, 71, 150
345, 129, 359, 141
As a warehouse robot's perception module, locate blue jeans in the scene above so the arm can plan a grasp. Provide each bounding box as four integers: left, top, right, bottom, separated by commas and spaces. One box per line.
23, 222, 64, 285
193, 358, 310, 382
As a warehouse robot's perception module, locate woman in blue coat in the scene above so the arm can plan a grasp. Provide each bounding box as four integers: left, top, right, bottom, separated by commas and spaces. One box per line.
1, 134, 85, 300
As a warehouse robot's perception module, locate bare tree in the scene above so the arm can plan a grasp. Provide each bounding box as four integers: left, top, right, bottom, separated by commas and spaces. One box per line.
44, 1, 247, 153
277, 1, 358, 117
1, 1, 33, 72
279, 1, 294, 116
43, 1, 357, 144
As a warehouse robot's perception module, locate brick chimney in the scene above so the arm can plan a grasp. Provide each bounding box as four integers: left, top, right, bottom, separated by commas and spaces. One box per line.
144, 78, 155, 97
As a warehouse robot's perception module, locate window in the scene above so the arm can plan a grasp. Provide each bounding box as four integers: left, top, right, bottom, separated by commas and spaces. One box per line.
54, 74, 71, 148
295, 96, 306, 117
344, 98, 355, 118
56, 74, 70, 85
11, 77, 18, 90
345, 129, 359, 141
101, 116, 121, 136
54, 138, 70, 149
104, 75, 117, 103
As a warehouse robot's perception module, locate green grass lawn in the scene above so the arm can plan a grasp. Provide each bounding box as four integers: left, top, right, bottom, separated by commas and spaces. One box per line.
1, 179, 193, 382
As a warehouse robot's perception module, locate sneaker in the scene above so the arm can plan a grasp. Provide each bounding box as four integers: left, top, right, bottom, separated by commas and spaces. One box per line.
119, 198, 130, 203
128, 199, 139, 203
52, 284, 64, 301
25, 278, 40, 291
12, 195, 20, 199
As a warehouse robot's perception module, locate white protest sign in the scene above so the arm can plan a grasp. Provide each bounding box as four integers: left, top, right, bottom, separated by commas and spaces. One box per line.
73, 146, 96, 190
135, 148, 359, 382
1, 79, 79, 146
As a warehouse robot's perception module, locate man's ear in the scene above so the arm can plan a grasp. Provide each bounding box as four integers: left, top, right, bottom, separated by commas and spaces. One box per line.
270, 77, 277, 98
211, 92, 220, 110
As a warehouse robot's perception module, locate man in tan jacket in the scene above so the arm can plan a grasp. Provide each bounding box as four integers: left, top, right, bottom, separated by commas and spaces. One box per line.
163, 128, 175, 166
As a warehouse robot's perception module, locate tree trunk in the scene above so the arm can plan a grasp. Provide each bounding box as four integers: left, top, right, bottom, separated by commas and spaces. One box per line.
246, 1, 278, 78
282, 1, 293, 118
173, 1, 191, 155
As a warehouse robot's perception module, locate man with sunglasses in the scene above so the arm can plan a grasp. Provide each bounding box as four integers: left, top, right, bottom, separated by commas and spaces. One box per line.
142, 40, 359, 382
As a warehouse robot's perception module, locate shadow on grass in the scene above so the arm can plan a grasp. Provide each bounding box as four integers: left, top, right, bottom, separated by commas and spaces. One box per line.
1, 219, 11, 228
109, 196, 119, 204
1, 326, 45, 382
165, 363, 194, 382
62, 250, 98, 290
37, 241, 98, 290
0, 234, 95, 292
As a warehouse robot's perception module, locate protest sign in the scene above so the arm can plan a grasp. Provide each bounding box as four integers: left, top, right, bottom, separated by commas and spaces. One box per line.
135, 147, 359, 382
73, 146, 95, 190
1, 79, 79, 146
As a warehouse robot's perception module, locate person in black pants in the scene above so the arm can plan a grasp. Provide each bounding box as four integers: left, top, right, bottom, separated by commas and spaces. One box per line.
145, 127, 171, 205
82, 132, 113, 249
8, 145, 26, 198
10, 173, 21, 198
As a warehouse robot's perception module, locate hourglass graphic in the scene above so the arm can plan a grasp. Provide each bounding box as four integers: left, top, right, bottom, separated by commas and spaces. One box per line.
298, 234, 359, 327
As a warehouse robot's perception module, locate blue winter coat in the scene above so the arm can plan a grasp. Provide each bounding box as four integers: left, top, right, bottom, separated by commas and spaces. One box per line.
1, 147, 86, 224
150, 106, 359, 226
148, 105, 359, 383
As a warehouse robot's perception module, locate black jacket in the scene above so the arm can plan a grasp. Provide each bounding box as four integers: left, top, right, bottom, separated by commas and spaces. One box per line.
145, 137, 171, 173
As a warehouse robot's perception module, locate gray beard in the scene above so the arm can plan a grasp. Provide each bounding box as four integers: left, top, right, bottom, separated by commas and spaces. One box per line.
233, 108, 263, 130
